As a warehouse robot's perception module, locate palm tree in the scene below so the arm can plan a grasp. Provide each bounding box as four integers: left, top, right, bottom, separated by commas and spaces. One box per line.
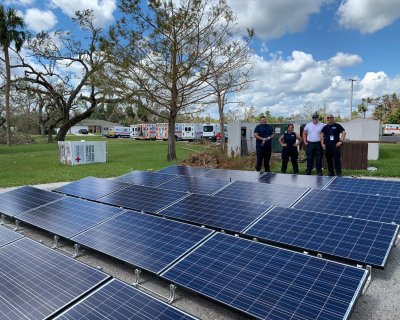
0, 5, 25, 146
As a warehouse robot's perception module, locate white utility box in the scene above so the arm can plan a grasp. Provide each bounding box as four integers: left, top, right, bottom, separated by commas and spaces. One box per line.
58, 141, 107, 165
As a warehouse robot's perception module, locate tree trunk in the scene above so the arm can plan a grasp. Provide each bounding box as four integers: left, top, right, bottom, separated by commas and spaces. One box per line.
47, 125, 54, 143
39, 104, 45, 136
217, 93, 226, 151
4, 46, 12, 146
167, 115, 177, 161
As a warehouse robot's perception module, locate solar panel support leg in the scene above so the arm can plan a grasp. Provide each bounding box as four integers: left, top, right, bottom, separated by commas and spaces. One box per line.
14, 220, 19, 231
395, 233, 400, 247
0, 214, 4, 225
133, 269, 142, 287
73, 244, 80, 258
52, 235, 59, 249
167, 284, 176, 304
362, 265, 372, 296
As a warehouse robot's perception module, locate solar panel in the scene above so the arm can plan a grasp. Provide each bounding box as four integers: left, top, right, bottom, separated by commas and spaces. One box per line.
162, 233, 368, 320
158, 165, 211, 176
16, 197, 125, 239
0, 186, 64, 217
159, 194, 271, 233
257, 172, 334, 189
0, 225, 23, 247
113, 170, 178, 187
0, 238, 110, 320
53, 177, 129, 200
55, 279, 197, 320
203, 169, 262, 182
294, 189, 400, 224
71, 211, 214, 274
158, 175, 231, 195
214, 181, 309, 207
326, 177, 400, 198
245, 207, 398, 268
97, 184, 187, 213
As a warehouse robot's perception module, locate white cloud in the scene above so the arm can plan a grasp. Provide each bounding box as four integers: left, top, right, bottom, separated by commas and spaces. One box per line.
227, 0, 325, 40
4, 0, 35, 6
50, 0, 116, 27
338, 0, 400, 33
329, 52, 362, 67
24, 8, 58, 32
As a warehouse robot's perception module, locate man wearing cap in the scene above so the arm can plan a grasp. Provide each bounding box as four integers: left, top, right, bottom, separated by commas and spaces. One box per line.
254, 115, 274, 173
321, 114, 346, 176
303, 113, 324, 175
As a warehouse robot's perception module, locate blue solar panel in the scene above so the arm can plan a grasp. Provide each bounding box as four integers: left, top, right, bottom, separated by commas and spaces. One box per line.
203, 169, 262, 182
0, 225, 23, 247
0, 238, 110, 320
326, 177, 400, 198
158, 175, 231, 195
114, 170, 178, 187
0, 186, 64, 217
294, 189, 400, 224
55, 279, 197, 320
258, 172, 334, 189
16, 197, 125, 239
245, 207, 398, 268
158, 165, 211, 176
159, 194, 271, 233
162, 233, 368, 320
214, 181, 309, 207
71, 211, 214, 274
97, 184, 187, 213
53, 177, 129, 200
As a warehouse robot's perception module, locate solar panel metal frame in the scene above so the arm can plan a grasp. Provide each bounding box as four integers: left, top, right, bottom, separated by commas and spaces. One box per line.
15, 197, 126, 239
0, 237, 110, 320
0, 225, 23, 248
161, 232, 369, 320
159, 193, 272, 233
213, 180, 310, 207
244, 206, 399, 269
158, 165, 212, 177
0, 186, 64, 218
53, 177, 130, 200
257, 172, 335, 189
203, 169, 263, 182
71, 210, 215, 274
113, 170, 178, 187
54, 279, 198, 320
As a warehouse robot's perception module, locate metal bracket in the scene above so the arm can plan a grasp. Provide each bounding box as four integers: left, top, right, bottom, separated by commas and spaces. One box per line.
167, 284, 176, 304
73, 244, 80, 258
253, 238, 258, 242
362, 265, 372, 296
1, 214, 5, 225
317, 253, 322, 258
52, 235, 59, 249
14, 220, 20, 231
132, 269, 142, 287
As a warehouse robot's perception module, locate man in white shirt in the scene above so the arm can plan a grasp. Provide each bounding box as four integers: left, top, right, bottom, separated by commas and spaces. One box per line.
303, 113, 325, 176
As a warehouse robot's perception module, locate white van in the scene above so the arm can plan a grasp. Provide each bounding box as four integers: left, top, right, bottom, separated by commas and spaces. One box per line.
203, 123, 221, 141
129, 125, 140, 139
181, 123, 203, 141
107, 126, 130, 138
383, 124, 400, 136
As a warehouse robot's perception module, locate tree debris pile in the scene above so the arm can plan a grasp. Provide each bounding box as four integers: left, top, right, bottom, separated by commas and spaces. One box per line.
0, 132, 34, 145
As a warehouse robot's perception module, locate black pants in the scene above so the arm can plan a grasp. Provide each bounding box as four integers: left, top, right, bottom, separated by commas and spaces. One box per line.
256, 144, 272, 172
281, 147, 299, 174
306, 143, 323, 174
325, 145, 342, 176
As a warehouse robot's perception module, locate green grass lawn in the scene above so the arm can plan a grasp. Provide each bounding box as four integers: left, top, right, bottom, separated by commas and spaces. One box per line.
0, 137, 399, 188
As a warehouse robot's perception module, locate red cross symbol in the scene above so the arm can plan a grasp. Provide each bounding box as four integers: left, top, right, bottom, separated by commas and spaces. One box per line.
75, 156, 81, 162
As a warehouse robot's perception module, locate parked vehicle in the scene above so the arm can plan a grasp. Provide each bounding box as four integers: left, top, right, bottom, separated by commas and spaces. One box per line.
203, 123, 221, 141
181, 123, 203, 141
78, 128, 89, 134
175, 123, 183, 140
156, 123, 169, 140
129, 125, 140, 139
138, 123, 156, 140
383, 124, 400, 136
101, 127, 109, 137
107, 126, 130, 138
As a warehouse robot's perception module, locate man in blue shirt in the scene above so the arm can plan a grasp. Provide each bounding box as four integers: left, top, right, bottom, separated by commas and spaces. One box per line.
321, 114, 346, 176
254, 116, 274, 173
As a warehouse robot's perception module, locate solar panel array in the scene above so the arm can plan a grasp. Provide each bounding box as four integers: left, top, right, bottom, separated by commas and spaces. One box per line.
55, 279, 197, 320
158, 165, 211, 176
326, 177, 400, 198
0, 238, 110, 320
53, 177, 129, 200
98, 184, 187, 213
214, 180, 309, 207
16, 197, 125, 239
158, 175, 231, 195
162, 233, 368, 320
72, 211, 214, 274
245, 207, 398, 268
258, 172, 334, 189
159, 194, 271, 233
0, 186, 64, 217
203, 168, 262, 182
0, 225, 23, 248
114, 170, 178, 187
294, 189, 400, 224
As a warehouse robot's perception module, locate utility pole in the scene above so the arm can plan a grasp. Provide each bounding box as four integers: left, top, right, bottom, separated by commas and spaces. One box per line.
349, 79, 356, 120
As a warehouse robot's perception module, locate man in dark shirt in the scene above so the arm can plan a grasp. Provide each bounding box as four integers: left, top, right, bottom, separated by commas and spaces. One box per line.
321, 114, 346, 176
254, 116, 274, 173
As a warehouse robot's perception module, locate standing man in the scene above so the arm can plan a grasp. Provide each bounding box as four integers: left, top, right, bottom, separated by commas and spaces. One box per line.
303, 113, 325, 176
254, 115, 274, 173
321, 114, 346, 176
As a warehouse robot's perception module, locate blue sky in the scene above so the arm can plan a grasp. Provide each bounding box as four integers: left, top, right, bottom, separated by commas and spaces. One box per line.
4, 0, 400, 118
